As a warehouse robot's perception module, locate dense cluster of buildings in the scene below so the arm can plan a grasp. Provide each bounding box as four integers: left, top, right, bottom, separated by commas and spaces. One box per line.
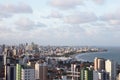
0, 43, 119, 80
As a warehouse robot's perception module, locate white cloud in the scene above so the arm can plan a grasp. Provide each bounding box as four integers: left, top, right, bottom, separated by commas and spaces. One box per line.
15, 17, 46, 31
0, 12, 12, 19
48, 11, 63, 18
50, 0, 83, 9
0, 23, 13, 38
0, 3, 33, 13
109, 20, 120, 25
50, 0, 106, 10
0, 3, 33, 19
0, 26, 11, 33
93, 0, 105, 4
64, 12, 97, 24
100, 10, 120, 25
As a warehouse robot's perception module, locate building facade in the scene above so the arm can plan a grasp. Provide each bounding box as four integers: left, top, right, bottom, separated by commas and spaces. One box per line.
21, 65, 35, 80
35, 62, 48, 80
105, 59, 116, 80
16, 64, 21, 80
80, 67, 93, 80
94, 57, 105, 71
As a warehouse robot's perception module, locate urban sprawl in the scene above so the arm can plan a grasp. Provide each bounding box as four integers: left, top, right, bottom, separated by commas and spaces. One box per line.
0, 43, 119, 80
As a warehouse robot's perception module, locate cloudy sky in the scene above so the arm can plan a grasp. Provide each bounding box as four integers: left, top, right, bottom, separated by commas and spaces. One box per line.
0, 0, 120, 46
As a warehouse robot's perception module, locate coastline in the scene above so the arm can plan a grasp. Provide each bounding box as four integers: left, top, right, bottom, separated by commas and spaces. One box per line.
69, 53, 81, 59
69, 51, 107, 62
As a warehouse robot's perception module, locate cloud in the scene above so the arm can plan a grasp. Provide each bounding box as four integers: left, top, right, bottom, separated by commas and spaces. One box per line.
64, 12, 97, 24
0, 3, 33, 13
100, 10, 120, 25
109, 20, 120, 25
0, 3, 33, 19
15, 17, 46, 31
36, 22, 47, 27
48, 11, 63, 18
50, 0, 106, 9
0, 23, 13, 38
0, 26, 11, 33
50, 0, 83, 9
93, 0, 105, 4
0, 12, 12, 19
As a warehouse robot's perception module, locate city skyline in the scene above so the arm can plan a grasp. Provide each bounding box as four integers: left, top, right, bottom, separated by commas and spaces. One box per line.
0, 0, 120, 46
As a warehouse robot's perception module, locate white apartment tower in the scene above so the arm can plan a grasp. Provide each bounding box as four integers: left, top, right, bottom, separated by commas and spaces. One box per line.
105, 59, 116, 80
21, 66, 35, 80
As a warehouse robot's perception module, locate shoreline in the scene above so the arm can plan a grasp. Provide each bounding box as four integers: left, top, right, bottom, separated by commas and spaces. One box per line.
69, 51, 107, 61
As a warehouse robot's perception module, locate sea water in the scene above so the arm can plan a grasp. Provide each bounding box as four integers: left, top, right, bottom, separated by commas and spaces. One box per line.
75, 47, 120, 64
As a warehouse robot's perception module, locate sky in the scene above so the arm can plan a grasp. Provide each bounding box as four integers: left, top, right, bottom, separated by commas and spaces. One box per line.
0, 0, 120, 46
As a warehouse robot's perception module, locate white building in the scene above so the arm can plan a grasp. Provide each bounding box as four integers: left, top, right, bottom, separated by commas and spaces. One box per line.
21, 66, 35, 80
35, 62, 39, 79
93, 70, 109, 80
71, 64, 77, 80
93, 71, 99, 80
105, 59, 116, 80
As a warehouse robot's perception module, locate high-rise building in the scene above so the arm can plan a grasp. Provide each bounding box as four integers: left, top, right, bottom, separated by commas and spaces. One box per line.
94, 57, 98, 71
6, 63, 16, 80
0, 47, 2, 54
71, 63, 77, 80
98, 70, 109, 80
94, 57, 105, 71
0, 54, 5, 79
12, 49, 17, 56
93, 71, 99, 80
80, 67, 93, 80
16, 64, 35, 80
2, 44, 5, 53
35, 62, 48, 80
16, 64, 21, 80
70, 63, 80, 80
93, 70, 109, 80
21, 65, 35, 80
105, 59, 116, 80
5, 50, 16, 80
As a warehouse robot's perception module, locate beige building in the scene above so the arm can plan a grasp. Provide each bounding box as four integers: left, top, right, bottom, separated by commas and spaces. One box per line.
12, 49, 17, 56
35, 62, 48, 80
94, 57, 105, 71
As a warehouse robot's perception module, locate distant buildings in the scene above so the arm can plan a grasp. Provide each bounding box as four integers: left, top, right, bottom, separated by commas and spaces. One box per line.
0, 43, 119, 80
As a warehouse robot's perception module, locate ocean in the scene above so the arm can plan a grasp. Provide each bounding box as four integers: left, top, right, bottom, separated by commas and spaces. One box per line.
75, 47, 120, 64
